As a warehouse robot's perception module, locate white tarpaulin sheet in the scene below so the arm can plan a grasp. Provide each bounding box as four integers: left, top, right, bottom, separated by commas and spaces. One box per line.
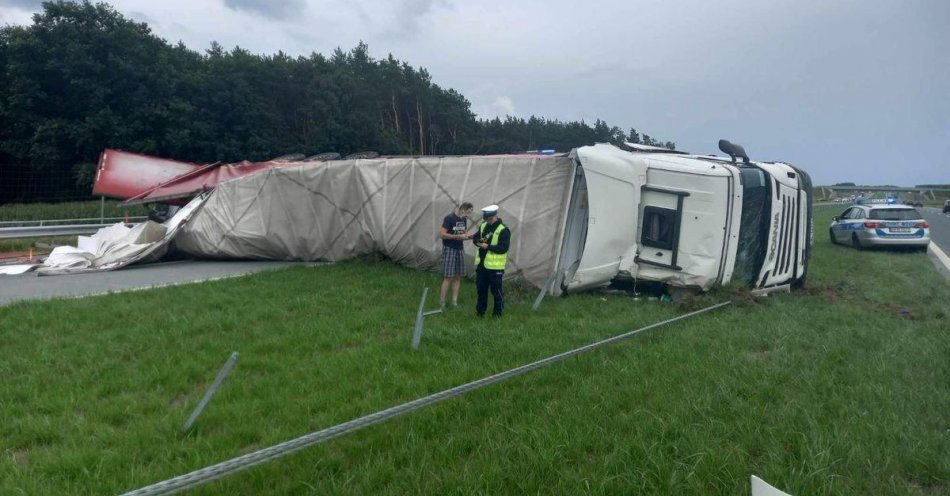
37, 194, 208, 275
0, 264, 38, 275
176, 156, 576, 290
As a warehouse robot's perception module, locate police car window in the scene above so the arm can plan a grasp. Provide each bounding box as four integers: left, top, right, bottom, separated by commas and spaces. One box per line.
850, 209, 865, 220
840, 208, 852, 219
869, 209, 918, 221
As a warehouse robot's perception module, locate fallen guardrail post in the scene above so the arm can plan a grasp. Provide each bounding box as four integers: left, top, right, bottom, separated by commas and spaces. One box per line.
532, 272, 559, 311
751, 475, 793, 495
182, 351, 239, 432
121, 300, 730, 496
411, 287, 442, 350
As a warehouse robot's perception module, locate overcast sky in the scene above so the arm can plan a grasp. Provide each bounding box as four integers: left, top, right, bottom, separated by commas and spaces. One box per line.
2, 0, 947, 185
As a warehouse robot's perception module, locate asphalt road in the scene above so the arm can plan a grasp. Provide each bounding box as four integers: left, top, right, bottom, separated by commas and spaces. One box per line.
918, 207, 950, 278
0, 260, 307, 307
919, 207, 950, 252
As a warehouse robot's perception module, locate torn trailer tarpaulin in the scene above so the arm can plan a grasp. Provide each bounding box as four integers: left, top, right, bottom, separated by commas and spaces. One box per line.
37, 194, 209, 275
122, 160, 299, 205
93, 149, 337, 206
175, 155, 576, 292
93, 149, 205, 202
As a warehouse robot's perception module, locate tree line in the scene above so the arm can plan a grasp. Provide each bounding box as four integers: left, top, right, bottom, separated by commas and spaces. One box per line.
0, 1, 675, 203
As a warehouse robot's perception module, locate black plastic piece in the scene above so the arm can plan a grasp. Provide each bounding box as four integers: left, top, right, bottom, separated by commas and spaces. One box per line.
718, 139, 750, 164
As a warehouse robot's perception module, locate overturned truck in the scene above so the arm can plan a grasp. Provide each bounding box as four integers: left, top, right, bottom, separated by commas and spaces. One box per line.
93, 140, 813, 294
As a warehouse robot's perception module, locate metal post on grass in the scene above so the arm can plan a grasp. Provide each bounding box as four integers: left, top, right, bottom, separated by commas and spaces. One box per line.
412, 287, 443, 350
412, 287, 428, 349
183, 351, 239, 432
532, 271, 559, 311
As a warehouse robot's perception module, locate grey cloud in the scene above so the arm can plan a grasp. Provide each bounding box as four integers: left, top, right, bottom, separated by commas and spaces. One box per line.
222, 0, 305, 20
0, 0, 54, 10
128, 10, 155, 25
380, 0, 448, 41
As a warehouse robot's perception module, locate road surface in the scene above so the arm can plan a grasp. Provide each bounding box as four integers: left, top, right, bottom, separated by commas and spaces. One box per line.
919, 207, 950, 278
0, 260, 307, 307
919, 207, 949, 251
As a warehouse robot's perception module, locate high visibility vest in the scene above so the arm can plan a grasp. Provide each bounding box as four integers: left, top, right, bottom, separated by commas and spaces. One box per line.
475, 222, 508, 270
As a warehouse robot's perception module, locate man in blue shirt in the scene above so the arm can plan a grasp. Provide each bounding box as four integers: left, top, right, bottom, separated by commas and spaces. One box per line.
439, 202, 474, 308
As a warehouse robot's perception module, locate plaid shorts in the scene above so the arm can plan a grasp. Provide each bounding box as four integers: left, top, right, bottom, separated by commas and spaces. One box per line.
442, 246, 465, 277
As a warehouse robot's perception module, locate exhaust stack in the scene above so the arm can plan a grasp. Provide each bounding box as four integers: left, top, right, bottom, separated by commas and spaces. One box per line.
718, 139, 749, 164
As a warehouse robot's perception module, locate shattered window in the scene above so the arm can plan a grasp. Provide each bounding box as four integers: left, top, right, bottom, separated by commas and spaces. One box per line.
641, 206, 677, 250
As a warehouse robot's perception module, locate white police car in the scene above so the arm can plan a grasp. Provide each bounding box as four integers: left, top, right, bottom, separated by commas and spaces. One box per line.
829, 204, 930, 250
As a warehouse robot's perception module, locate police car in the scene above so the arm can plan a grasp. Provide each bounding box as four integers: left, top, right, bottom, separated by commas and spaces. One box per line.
829, 203, 930, 250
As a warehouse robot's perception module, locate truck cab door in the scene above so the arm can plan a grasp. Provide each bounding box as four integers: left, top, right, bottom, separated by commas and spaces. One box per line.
635, 186, 688, 270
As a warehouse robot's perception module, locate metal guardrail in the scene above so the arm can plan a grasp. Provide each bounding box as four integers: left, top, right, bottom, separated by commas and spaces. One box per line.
0, 216, 147, 240
0, 224, 119, 240
0, 216, 146, 228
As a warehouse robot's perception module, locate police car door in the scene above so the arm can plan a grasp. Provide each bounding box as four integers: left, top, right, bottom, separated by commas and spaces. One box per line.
833, 207, 854, 242
841, 207, 864, 240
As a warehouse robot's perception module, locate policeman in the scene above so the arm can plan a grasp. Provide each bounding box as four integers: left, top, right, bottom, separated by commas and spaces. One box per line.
472, 204, 511, 317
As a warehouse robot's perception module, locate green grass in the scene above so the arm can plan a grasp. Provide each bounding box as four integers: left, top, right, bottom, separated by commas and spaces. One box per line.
0, 199, 148, 222
0, 206, 947, 495
0, 236, 77, 254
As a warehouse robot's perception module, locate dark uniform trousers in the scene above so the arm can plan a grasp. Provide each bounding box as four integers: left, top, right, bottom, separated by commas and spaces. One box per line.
475, 268, 504, 316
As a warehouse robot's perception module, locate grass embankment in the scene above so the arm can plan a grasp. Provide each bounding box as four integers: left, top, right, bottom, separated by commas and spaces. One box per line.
0, 206, 947, 495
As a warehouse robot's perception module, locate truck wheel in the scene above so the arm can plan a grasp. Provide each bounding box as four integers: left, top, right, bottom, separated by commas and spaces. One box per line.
851, 233, 863, 250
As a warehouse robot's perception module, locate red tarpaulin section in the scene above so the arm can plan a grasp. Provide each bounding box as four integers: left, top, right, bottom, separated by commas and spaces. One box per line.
125, 161, 282, 205
93, 149, 203, 200
92, 149, 296, 205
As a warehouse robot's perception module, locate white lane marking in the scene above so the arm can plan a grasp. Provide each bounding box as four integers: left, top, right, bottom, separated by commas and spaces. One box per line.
928, 242, 950, 272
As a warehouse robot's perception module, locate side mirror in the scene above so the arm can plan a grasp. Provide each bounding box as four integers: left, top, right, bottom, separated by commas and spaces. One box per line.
832, 216, 839, 221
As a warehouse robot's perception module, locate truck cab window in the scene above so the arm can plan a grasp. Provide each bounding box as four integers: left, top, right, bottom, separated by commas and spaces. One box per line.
641, 206, 677, 250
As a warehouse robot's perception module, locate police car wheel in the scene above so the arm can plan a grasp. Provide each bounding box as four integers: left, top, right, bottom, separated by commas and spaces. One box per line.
829, 228, 838, 245
851, 233, 863, 250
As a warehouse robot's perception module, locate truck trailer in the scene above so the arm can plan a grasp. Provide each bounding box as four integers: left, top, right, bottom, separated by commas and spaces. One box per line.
139, 139, 812, 294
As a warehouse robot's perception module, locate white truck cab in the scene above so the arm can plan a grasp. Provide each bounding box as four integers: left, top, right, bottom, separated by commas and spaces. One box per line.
557, 141, 813, 292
